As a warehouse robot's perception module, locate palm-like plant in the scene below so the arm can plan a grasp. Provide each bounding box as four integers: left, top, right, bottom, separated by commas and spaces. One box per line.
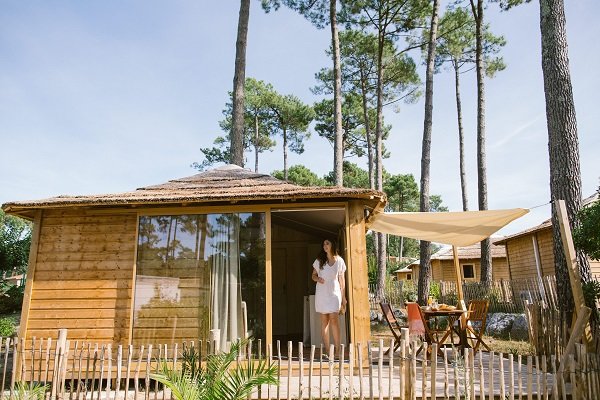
3, 382, 48, 400
151, 340, 278, 400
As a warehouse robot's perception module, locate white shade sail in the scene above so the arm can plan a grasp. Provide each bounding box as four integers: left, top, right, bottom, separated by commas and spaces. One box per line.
368, 208, 529, 247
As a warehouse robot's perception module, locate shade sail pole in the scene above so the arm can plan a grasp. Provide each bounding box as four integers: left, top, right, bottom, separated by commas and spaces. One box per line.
452, 245, 464, 306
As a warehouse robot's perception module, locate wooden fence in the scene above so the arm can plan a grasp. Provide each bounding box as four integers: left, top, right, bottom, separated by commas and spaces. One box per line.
1, 331, 598, 399
370, 276, 561, 314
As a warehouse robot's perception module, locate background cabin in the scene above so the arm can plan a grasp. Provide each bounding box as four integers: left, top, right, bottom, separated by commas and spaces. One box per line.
2, 165, 386, 352
399, 242, 509, 282
494, 194, 600, 281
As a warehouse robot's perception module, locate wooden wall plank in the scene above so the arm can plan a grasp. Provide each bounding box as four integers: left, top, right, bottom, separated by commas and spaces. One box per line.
25, 209, 137, 347
34, 270, 132, 281
29, 299, 131, 309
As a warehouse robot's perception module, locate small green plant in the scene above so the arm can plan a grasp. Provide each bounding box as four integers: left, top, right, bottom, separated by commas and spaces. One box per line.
3, 382, 47, 400
0, 285, 25, 314
401, 280, 417, 303
0, 317, 16, 337
181, 341, 201, 378
152, 339, 278, 400
428, 281, 441, 300
582, 280, 600, 308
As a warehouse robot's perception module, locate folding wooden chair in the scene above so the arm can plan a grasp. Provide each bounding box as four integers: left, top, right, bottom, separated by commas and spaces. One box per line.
406, 302, 438, 356
380, 302, 403, 354
465, 300, 491, 351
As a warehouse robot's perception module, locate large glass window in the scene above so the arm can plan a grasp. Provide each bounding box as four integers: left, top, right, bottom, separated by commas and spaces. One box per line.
133, 213, 266, 347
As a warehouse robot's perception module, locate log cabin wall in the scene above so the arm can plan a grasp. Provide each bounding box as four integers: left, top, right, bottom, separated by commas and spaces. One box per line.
410, 257, 510, 282
504, 228, 600, 278
504, 235, 538, 281
21, 208, 138, 348
535, 229, 555, 277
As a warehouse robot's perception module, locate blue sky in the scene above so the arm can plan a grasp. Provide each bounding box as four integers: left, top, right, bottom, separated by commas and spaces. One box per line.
0, 1, 598, 236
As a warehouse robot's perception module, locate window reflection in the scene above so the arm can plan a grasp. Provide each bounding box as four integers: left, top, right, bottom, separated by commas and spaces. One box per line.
133, 213, 265, 346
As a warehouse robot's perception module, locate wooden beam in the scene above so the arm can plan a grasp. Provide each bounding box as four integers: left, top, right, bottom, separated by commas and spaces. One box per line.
18, 210, 43, 340
16, 210, 42, 378
555, 199, 593, 349
452, 246, 464, 306
265, 211, 273, 347
347, 201, 370, 345
363, 199, 386, 229
557, 305, 591, 376
126, 213, 141, 346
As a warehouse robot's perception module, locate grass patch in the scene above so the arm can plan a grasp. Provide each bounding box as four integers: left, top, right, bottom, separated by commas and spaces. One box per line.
484, 335, 535, 356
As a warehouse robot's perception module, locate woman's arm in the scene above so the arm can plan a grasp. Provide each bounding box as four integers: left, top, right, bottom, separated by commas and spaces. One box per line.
312, 268, 324, 284
338, 272, 347, 304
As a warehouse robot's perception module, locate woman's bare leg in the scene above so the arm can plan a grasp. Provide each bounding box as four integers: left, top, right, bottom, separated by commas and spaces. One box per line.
329, 313, 341, 355
320, 313, 330, 351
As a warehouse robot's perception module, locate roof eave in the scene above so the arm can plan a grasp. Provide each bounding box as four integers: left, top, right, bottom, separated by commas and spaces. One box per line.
2, 192, 386, 216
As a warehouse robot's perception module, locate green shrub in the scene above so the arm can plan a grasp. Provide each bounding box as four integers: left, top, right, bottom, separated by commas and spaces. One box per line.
0, 285, 24, 314
402, 281, 417, 303
583, 280, 600, 308
429, 281, 441, 299
0, 317, 16, 337
574, 196, 600, 261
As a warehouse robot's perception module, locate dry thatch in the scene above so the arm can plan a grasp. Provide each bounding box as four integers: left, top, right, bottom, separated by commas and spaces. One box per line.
2, 165, 386, 217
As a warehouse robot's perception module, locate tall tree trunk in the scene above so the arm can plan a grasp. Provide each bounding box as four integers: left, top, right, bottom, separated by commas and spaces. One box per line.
359, 72, 375, 190
254, 114, 259, 172
330, 0, 344, 186
540, 0, 590, 316
417, 0, 439, 305
231, 0, 250, 167
471, 0, 491, 282
283, 129, 288, 180
454, 60, 469, 212
374, 28, 387, 301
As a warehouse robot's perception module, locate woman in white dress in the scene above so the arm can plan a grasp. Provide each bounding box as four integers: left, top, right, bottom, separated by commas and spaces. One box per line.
311, 238, 347, 356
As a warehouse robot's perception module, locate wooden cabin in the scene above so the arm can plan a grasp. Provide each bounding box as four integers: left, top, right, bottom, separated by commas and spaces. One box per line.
494, 219, 600, 281
400, 242, 509, 282
2, 165, 386, 350
394, 266, 414, 281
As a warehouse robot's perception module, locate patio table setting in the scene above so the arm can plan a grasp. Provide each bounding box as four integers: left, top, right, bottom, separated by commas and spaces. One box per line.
420, 302, 467, 350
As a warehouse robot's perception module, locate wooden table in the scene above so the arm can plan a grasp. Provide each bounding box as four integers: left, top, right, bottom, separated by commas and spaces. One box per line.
421, 308, 467, 351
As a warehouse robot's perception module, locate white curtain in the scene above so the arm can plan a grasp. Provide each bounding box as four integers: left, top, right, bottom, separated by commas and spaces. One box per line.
210, 215, 244, 350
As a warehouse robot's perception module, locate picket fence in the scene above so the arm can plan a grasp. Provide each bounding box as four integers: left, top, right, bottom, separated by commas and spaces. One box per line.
1, 330, 599, 400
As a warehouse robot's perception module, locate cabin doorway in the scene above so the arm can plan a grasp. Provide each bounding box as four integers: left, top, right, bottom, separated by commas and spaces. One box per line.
270, 207, 347, 344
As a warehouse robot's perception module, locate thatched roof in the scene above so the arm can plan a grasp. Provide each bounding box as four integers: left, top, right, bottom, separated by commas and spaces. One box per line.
407, 241, 507, 267
2, 165, 386, 218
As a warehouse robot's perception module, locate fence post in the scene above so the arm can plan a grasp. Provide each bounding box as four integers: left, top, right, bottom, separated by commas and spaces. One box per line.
50, 328, 68, 399
209, 329, 221, 354
401, 328, 410, 400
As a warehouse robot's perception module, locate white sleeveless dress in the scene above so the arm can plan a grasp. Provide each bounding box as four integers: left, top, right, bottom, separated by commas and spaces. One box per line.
313, 256, 347, 314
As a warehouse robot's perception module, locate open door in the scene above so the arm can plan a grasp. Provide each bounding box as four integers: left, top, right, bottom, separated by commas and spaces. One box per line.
270, 207, 348, 345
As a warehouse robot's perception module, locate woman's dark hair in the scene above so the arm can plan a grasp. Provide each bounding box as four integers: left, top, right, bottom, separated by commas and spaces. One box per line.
317, 238, 339, 269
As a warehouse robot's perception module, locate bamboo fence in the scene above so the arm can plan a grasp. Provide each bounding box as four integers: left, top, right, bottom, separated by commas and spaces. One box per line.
1, 331, 598, 399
